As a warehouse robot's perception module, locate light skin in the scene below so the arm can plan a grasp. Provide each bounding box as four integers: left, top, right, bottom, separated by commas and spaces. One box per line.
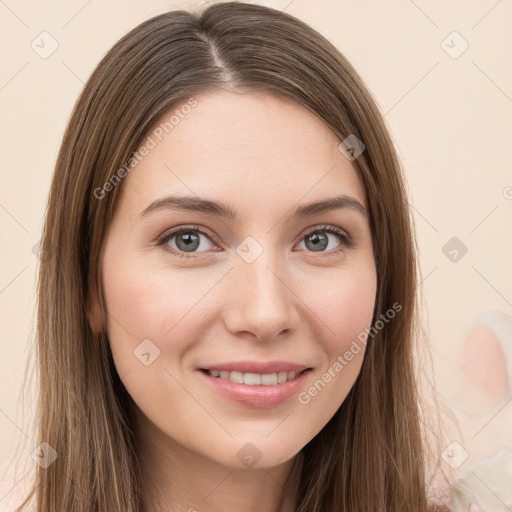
89, 90, 377, 512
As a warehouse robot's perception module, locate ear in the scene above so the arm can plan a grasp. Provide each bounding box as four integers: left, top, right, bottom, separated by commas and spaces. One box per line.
86, 267, 103, 335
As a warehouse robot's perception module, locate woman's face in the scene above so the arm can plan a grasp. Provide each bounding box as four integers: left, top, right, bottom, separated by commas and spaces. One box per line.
94, 90, 377, 469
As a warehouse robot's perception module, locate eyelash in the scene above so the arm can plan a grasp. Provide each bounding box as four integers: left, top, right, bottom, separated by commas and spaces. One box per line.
156, 224, 355, 259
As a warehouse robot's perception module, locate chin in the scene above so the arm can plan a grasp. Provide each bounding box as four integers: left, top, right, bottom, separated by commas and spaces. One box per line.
208, 437, 304, 471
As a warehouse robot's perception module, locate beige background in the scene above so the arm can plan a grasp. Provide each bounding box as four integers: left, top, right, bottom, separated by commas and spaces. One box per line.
1, 0, 511, 509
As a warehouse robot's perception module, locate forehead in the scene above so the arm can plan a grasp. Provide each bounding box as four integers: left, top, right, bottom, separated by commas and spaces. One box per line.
117, 90, 367, 220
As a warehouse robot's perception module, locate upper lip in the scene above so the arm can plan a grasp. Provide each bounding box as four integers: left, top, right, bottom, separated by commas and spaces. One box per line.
198, 361, 312, 374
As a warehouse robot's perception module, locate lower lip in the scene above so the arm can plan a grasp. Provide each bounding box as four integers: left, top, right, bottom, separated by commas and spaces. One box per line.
198, 369, 312, 408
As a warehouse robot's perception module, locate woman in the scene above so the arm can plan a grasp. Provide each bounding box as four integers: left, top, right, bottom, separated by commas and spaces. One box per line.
15, 2, 452, 510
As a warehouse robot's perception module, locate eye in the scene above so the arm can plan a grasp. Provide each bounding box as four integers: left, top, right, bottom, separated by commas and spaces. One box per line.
157, 224, 354, 259
157, 225, 217, 257
296, 225, 354, 254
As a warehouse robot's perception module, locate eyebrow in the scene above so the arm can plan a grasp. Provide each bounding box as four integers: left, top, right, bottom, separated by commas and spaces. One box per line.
140, 194, 368, 220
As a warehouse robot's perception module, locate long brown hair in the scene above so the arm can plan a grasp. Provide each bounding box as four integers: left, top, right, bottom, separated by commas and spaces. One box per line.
14, 2, 451, 510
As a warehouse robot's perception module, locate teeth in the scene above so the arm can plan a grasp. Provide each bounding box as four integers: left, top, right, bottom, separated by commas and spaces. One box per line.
261, 373, 277, 385
244, 372, 261, 385
206, 369, 300, 385
230, 371, 244, 384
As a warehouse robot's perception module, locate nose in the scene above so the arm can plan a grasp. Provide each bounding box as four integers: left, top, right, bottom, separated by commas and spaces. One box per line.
222, 252, 299, 343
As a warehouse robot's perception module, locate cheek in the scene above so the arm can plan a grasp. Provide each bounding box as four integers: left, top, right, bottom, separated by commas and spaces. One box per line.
294, 264, 376, 417
101, 254, 218, 355
304, 263, 377, 351
100, 257, 212, 423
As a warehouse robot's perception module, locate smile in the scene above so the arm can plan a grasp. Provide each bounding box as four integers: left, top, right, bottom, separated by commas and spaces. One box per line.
201, 368, 309, 385
198, 365, 313, 408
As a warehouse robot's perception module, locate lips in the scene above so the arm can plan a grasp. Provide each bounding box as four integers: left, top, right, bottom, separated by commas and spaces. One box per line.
196, 360, 313, 408
197, 361, 311, 374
